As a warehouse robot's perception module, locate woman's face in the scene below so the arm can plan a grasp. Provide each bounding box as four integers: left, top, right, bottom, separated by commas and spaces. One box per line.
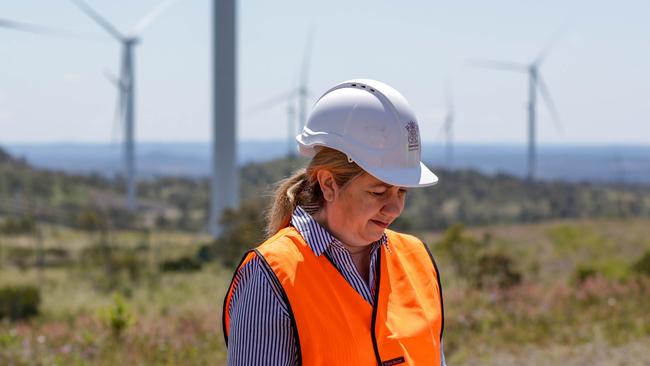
318, 171, 407, 248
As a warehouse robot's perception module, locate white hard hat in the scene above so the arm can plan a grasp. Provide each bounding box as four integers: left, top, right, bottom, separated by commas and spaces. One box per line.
296, 79, 438, 188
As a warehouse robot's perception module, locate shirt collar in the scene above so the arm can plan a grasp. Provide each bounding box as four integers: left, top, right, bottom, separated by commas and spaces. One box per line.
290, 205, 388, 257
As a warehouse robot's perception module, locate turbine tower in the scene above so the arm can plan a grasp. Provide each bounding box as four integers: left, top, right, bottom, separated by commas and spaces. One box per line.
286, 102, 296, 157
70, 0, 182, 212
470, 31, 563, 181
433, 81, 455, 167
442, 82, 454, 167
297, 30, 315, 131
209, 0, 238, 237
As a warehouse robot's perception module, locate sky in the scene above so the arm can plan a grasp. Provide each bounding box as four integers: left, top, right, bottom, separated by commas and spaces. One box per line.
1, 0, 649, 145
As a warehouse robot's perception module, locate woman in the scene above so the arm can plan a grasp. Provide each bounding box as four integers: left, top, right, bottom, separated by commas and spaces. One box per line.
223, 79, 446, 365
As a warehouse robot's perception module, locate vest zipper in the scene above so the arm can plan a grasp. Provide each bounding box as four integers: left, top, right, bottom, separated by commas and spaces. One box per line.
370, 248, 382, 366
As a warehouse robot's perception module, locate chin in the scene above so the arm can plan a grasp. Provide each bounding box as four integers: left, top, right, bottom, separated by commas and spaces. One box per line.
364, 230, 384, 243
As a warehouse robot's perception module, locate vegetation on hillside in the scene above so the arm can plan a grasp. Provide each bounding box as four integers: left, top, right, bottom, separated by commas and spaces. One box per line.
3, 145, 650, 237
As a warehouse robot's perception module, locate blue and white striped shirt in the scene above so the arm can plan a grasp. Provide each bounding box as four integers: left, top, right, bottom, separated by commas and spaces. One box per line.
226, 206, 446, 365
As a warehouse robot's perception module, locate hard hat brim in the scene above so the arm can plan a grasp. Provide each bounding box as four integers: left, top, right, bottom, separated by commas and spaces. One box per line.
360, 161, 439, 188
297, 141, 438, 188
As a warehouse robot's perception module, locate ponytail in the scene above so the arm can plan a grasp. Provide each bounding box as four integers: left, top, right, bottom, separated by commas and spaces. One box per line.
265, 147, 363, 237
265, 169, 309, 237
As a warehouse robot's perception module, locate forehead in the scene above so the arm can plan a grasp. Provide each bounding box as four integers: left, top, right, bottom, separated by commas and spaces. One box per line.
351, 172, 395, 189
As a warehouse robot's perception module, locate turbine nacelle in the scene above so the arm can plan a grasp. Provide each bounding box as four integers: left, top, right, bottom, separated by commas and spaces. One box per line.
124, 37, 140, 46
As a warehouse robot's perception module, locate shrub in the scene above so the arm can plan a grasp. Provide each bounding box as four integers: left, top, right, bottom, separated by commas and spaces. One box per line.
574, 265, 598, 284
76, 210, 107, 232
474, 252, 522, 289
632, 250, 650, 276
160, 256, 202, 272
437, 223, 482, 280
196, 243, 218, 263
5, 246, 33, 269
111, 249, 144, 281
79, 243, 146, 291
0, 216, 36, 235
0, 285, 41, 321
212, 200, 266, 267
42, 247, 71, 267
5, 246, 72, 268
100, 292, 133, 340
79, 242, 112, 267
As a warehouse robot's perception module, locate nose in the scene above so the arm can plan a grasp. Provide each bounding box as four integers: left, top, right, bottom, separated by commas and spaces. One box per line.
381, 191, 404, 218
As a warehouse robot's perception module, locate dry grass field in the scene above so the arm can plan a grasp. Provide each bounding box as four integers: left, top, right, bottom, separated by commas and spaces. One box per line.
1, 217, 650, 365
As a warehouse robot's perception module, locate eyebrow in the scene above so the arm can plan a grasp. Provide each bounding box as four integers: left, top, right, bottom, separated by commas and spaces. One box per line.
369, 183, 396, 189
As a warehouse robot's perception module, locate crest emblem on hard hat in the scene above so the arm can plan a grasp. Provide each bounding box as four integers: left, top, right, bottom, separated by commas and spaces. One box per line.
405, 121, 420, 151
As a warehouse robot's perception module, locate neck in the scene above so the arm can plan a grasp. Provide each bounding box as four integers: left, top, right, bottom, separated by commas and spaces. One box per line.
345, 242, 373, 256
312, 208, 373, 283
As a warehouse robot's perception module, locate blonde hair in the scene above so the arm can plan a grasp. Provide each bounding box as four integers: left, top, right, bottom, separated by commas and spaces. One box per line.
265, 147, 364, 237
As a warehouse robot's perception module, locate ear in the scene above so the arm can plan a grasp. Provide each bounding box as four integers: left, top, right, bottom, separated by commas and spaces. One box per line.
316, 169, 338, 202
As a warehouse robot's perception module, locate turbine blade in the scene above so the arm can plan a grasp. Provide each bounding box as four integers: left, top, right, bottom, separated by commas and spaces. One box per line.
120, 48, 130, 89
0, 18, 87, 40
534, 24, 570, 66
247, 89, 298, 114
69, 0, 123, 40
106, 65, 127, 145
299, 27, 316, 92
466, 59, 528, 72
103, 69, 121, 88
129, 0, 183, 37
537, 74, 562, 132
0, 18, 56, 34
111, 81, 126, 145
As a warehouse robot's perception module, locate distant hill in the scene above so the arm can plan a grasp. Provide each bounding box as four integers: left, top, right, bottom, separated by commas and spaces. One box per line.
5, 142, 650, 184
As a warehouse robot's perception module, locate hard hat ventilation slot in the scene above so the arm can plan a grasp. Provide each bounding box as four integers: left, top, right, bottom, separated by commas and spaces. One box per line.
349, 83, 375, 93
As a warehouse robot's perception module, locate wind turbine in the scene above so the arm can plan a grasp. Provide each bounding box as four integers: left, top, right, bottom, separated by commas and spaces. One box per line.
470, 31, 564, 181
69, 0, 182, 212
246, 32, 316, 158
247, 88, 299, 157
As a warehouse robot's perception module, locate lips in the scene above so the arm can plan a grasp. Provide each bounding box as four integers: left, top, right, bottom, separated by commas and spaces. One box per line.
371, 219, 389, 228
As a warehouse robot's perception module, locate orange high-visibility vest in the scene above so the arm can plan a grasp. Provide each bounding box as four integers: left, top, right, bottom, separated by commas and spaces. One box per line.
223, 227, 444, 366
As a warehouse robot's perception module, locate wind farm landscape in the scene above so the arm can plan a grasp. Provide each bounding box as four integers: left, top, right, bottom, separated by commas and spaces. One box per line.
1, 1, 650, 365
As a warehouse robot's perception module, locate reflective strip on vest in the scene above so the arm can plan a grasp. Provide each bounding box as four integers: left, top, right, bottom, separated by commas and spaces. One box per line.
223, 227, 443, 365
